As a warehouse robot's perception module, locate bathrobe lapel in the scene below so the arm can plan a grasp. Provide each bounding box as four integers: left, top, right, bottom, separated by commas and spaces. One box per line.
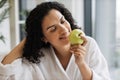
39, 47, 82, 80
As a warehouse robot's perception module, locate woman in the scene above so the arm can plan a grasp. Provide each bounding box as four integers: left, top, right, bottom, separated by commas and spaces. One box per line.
0, 1, 111, 80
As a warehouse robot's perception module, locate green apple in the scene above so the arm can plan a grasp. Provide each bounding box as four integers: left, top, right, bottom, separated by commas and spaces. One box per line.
69, 29, 85, 45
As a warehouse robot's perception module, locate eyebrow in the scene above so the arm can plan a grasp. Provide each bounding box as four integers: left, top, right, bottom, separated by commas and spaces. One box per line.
46, 16, 64, 30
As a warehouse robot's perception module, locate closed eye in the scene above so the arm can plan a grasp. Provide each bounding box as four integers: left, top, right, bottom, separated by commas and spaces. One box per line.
61, 20, 65, 24
60, 16, 66, 24
48, 26, 56, 32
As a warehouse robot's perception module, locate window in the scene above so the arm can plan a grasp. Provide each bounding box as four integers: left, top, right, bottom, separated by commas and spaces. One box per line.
18, 0, 36, 40
0, 0, 10, 54
113, 0, 120, 80
91, 0, 120, 80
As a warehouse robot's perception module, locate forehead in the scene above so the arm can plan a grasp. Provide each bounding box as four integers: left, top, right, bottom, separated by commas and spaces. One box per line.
42, 9, 63, 27
45, 9, 62, 20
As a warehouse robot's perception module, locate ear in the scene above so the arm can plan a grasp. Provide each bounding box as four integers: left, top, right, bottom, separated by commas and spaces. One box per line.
41, 37, 48, 43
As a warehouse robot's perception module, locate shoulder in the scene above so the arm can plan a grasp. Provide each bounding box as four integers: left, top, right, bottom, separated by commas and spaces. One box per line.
86, 36, 96, 43
85, 36, 102, 56
85, 36, 105, 62
85, 36, 98, 48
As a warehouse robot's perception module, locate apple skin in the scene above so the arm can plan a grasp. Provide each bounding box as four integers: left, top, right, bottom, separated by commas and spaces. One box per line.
69, 29, 85, 45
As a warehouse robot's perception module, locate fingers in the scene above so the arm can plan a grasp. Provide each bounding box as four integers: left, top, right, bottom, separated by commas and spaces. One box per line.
80, 35, 88, 46
70, 44, 86, 65
71, 44, 86, 52
70, 44, 86, 55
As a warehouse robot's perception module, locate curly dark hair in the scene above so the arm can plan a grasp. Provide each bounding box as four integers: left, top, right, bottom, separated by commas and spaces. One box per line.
22, 1, 80, 63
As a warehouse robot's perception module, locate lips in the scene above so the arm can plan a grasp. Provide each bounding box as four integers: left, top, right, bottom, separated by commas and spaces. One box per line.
59, 36, 68, 40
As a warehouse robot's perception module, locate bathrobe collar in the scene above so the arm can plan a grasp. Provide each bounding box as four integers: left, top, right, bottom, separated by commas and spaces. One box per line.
39, 46, 81, 80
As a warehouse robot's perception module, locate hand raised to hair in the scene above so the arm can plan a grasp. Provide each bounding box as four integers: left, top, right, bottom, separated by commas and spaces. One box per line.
2, 38, 26, 64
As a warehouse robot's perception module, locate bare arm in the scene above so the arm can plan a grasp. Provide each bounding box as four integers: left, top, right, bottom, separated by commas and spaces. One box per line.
1, 38, 26, 65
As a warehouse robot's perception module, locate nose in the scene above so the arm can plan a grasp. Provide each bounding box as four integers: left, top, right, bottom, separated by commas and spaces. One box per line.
58, 24, 69, 35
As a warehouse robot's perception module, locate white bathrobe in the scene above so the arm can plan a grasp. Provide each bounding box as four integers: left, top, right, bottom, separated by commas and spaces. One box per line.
0, 37, 111, 80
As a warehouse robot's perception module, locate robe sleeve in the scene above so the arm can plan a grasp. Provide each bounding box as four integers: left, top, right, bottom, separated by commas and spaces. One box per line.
0, 54, 22, 80
87, 37, 111, 80
0, 54, 45, 80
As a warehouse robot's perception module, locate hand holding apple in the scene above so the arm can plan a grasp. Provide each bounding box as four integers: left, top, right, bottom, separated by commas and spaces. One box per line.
69, 29, 85, 45
69, 29, 91, 80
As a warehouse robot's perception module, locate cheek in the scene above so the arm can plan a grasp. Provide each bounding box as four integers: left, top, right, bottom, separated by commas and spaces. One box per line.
44, 33, 58, 42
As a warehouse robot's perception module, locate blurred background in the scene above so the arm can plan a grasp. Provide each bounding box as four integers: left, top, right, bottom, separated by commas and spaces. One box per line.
0, 0, 119, 80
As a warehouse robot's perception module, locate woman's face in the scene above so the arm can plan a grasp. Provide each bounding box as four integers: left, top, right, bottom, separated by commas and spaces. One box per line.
42, 9, 71, 49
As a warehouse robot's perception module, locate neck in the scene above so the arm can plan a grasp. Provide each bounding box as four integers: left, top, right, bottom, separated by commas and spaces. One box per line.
53, 44, 71, 58
54, 47, 72, 70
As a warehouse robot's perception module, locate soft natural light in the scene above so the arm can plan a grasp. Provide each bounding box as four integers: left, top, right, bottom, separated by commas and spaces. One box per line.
117, 0, 120, 38
113, 0, 120, 80
0, 0, 120, 80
